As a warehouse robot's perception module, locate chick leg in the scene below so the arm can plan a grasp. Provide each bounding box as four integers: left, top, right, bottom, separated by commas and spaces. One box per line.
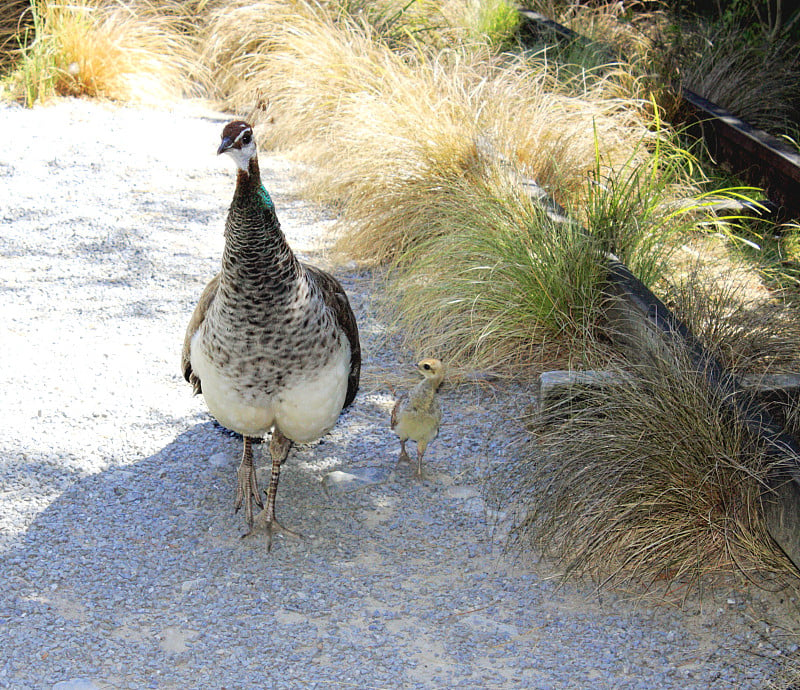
398, 439, 411, 464
248, 428, 304, 551
415, 441, 427, 479
234, 436, 264, 529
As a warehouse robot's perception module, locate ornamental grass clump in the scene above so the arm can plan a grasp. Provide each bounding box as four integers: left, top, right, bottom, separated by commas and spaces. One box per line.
497, 342, 798, 594
385, 169, 609, 374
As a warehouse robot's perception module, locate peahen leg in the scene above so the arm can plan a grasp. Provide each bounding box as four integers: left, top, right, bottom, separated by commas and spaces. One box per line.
249, 428, 304, 550
233, 436, 263, 528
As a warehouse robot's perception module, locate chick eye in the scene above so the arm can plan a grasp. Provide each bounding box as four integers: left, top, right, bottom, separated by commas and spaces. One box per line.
423, 363, 431, 370
242, 131, 252, 145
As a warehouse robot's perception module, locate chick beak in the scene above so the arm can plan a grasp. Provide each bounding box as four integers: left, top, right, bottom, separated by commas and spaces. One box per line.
217, 136, 234, 155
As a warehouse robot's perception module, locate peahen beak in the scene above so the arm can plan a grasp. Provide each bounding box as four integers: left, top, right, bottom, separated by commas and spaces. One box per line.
217, 136, 234, 155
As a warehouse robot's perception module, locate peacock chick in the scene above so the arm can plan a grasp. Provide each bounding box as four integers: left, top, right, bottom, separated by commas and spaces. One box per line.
390, 358, 445, 478
182, 120, 361, 549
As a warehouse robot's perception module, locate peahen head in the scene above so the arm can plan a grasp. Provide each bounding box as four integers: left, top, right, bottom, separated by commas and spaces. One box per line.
217, 120, 257, 172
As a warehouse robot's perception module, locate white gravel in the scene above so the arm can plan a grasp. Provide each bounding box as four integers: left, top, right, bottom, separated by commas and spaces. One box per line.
1, 97, 799, 689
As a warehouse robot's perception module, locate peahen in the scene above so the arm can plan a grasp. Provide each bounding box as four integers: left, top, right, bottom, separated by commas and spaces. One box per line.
182, 120, 361, 549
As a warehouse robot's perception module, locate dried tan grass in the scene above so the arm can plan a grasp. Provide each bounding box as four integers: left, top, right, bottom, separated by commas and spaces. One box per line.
202, 0, 658, 265
665, 267, 800, 376
6, 0, 206, 105
680, 21, 800, 136
323, 54, 656, 264
528, 1, 800, 136
522, 1, 682, 117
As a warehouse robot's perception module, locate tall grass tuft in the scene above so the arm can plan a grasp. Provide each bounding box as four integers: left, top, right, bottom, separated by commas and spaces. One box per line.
498, 343, 797, 593
385, 169, 610, 374
583, 124, 703, 285
6, 0, 205, 106
325, 53, 658, 265
680, 21, 800, 137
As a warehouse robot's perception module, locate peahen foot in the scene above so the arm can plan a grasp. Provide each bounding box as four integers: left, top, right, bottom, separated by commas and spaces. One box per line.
245, 502, 305, 551
242, 429, 303, 550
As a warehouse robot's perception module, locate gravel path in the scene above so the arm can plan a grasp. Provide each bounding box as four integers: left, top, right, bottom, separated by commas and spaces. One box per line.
1, 98, 798, 689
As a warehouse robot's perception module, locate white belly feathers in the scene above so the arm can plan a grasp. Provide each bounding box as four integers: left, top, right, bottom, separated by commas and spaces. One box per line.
190, 331, 351, 443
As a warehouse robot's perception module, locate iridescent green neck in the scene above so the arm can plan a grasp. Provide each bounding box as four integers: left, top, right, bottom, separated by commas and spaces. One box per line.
233, 156, 274, 211
257, 184, 274, 210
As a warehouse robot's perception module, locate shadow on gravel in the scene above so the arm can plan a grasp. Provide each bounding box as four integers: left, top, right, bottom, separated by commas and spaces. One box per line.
1, 412, 782, 689
0, 419, 404, 685
7, 421, 355, 568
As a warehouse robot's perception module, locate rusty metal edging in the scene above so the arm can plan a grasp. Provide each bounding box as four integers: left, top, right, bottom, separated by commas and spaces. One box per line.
679, 90, 800, 220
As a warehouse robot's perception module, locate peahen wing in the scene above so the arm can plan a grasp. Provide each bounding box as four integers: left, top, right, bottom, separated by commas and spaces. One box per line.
303, 264, 361, 408
181, 273, 220, 395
